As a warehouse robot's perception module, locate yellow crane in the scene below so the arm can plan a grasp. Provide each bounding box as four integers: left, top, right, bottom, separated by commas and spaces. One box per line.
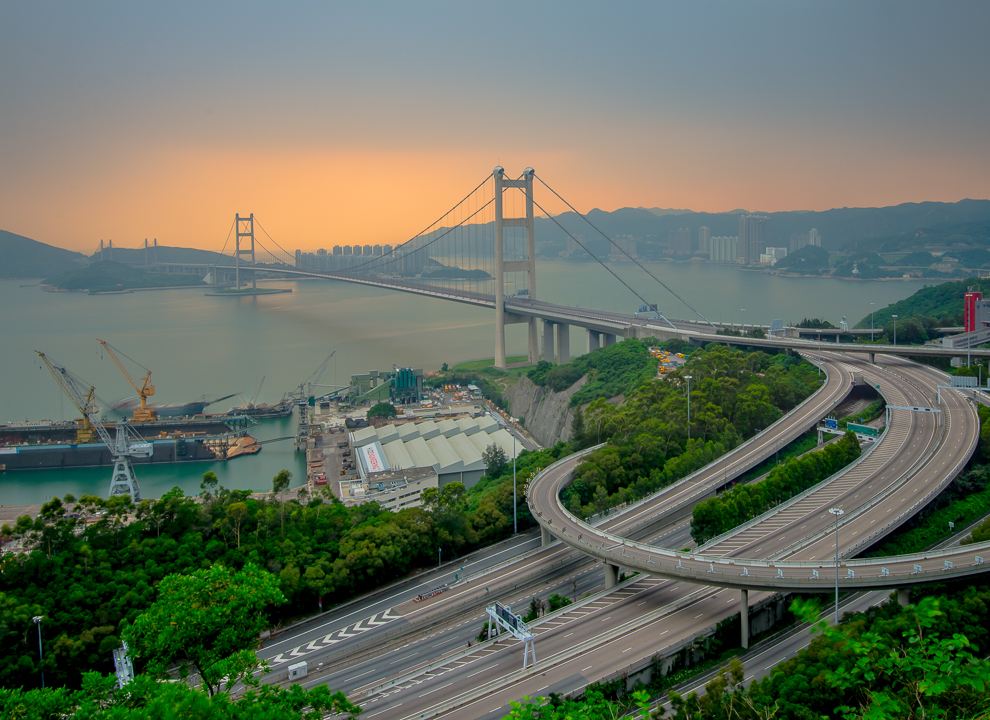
97, 339, 157, 422
37, 350, 151, 501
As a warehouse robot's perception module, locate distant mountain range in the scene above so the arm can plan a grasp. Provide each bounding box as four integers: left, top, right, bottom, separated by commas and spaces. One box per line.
5, 198, 990, 280
526, 199, 990, 259
0, 229, 87, 278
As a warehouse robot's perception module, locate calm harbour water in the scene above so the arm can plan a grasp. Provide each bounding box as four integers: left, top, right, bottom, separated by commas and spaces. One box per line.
0, 261, 929, 504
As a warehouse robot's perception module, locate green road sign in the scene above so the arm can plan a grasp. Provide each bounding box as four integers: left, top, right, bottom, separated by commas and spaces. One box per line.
847, 422, 879, 437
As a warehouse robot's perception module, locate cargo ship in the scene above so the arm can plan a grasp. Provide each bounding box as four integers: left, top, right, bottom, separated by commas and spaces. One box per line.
111, 393, 238, 418
0, 416, 257, 471
226, 397, 295, 419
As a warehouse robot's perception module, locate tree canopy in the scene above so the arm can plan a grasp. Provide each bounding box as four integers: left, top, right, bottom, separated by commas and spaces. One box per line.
124, 564, 285, 695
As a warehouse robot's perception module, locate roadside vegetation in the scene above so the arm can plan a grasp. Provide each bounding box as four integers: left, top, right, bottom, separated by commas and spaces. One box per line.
0, 564, 359, 719
564, 344, 822, 517
0, 342, 822, 694
690, 431, 861, 544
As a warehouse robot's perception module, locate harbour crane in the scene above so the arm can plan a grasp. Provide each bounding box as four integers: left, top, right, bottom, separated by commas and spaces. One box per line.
297, 350, 339, 404
36, 351, 152, 502
97, 339, 157, 422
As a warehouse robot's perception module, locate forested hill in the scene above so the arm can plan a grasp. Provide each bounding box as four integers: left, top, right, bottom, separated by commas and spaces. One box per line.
0, 229, 87, 278
857, 276, 990, 328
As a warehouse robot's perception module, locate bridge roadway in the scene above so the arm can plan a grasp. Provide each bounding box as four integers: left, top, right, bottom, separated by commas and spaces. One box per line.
332, 356, 981, 719
263, 354, 978, 718
528, 355, 986, 592
256, 352, 852, 686
198, 263, 990, 360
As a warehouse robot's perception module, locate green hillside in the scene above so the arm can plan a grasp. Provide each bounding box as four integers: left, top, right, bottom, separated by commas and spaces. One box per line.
0, 229, 87, 278
47, 260, 205, 291
856, 276, 989, 328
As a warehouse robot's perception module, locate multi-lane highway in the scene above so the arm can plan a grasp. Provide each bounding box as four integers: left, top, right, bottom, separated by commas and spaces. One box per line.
258, 353, 984, 720
329, 356, 979, 719
530, 355, 986, 590
257, 349, 853, 684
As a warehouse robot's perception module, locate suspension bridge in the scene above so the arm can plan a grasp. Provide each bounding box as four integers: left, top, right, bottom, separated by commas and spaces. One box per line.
126, 167, 990, 365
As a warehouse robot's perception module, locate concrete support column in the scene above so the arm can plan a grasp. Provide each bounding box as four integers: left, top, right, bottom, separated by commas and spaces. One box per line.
604, 563, 619, 589
896, 588, 910, 607
869, 352, 876, 364
603, 333, 617, 347
740, 589, 750, 649
588, 330, 601, 353
540, 525, 553, 547
528, 318, 539, 364
542, 321, 555, 363
555, 324, 570, 364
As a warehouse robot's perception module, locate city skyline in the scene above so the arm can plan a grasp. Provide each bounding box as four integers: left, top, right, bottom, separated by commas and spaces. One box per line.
3, 1, 990, 252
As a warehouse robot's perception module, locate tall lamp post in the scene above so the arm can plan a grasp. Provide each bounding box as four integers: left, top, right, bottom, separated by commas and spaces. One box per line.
685, 375, 693, 443
869, 302, 875, 341
828, 508, 844, 623
891, 314, 898, 346
512, 433, 518, 534
32, 615, 44, 688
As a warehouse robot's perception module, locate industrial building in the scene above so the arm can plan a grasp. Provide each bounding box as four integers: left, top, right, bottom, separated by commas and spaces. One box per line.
349, 414, 521, 490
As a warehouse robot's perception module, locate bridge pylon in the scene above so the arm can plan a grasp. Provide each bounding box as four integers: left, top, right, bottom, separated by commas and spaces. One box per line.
494, 167, 538, 369
235, 213, 256, 290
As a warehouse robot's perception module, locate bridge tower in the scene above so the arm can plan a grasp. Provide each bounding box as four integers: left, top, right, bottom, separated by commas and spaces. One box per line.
494, 167, 538, 369
234, 213, 256, 290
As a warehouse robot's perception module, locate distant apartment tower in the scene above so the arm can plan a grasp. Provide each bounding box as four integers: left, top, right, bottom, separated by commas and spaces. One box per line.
807, 228, 821, 247
668, 227, 692, 257
697, 226, 711, 256
738, 214, 768, 265
760, 247, 788, 266
710, 235, 738, 264
610, 235, 638, 260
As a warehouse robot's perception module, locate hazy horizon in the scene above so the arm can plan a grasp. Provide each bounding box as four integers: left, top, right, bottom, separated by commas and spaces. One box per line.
4, 1, 990, 252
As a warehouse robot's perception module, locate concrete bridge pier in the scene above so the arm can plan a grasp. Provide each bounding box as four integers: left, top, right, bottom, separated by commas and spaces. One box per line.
540, 525, 553, 547
543, 321, 555, 362
603, 333, 617, 347
896, 588, 911, 607
555, 324, 571, 364
528, 319, 540, 364
604, 563, 619, 589
740, 589, 750, 649
869, 352, 876, 364
588, 330, 601, 353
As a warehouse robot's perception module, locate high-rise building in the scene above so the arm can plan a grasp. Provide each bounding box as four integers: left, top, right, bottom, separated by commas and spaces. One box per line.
760, 246, 788, 266
807, 228, 821, 247
698, 226, 711, 256
710, 235, 738, 264
738, 214, 768, 265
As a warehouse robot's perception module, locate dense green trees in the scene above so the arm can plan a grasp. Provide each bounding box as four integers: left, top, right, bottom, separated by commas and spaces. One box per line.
0, 443, 570, 689
564, 345, 821, 517
691, 432, 861, 544
124, 564, 284, 695
1, 650, 359, 720
366, 402, 397, 420
527, 338, 674, 405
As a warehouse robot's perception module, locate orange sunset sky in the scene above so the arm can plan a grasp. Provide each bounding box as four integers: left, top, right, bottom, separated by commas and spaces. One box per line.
3, 2, 989, 254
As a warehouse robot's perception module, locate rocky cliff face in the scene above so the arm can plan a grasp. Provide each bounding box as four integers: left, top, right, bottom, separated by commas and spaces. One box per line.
506, 375, 586, 447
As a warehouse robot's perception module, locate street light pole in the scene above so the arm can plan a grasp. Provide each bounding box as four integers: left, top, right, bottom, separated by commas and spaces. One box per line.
438, 546, 442, 568
685, 375, 693, 443
892, 314, 898, 346
512, 433, 517, 534
32, 615, 44, 689
828, 508, 844, 624
869, 302, 875, 341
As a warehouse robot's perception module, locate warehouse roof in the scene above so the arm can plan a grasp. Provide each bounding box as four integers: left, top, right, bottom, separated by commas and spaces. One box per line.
350, 414, 521, 479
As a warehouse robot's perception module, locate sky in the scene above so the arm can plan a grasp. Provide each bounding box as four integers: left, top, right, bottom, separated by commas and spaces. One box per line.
2, 1, 990, 253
